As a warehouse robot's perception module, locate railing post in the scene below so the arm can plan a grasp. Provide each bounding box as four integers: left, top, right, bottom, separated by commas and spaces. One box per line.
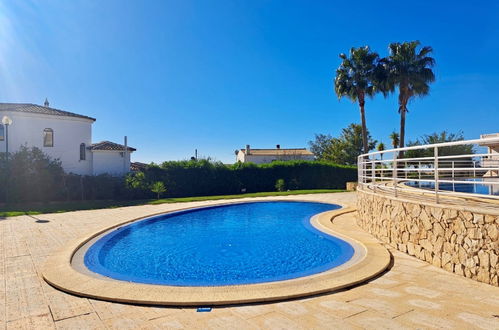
393, 151, 398, 197
418, 161, 421, 181
473, 160, 476, 178
371, 155, 376, 192
434, 146, 439, 203
452, 160, 455, 192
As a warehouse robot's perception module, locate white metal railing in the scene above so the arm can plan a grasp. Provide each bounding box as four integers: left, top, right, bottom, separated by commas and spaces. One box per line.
358, 136, 499, 203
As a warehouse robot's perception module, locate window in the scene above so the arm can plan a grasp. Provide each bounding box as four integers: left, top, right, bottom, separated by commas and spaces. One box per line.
43, 128, 54, 147
80, 143, 86, 160
0, 125, 4, 141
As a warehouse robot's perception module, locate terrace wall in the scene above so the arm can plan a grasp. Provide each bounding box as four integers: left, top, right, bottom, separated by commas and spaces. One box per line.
357, 189, 499, 286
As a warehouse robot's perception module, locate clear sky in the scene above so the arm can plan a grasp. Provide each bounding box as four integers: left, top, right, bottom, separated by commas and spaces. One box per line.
1, 0, 498, 163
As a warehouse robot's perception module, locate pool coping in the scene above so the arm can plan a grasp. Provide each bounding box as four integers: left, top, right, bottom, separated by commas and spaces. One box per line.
42, 200, 391, 306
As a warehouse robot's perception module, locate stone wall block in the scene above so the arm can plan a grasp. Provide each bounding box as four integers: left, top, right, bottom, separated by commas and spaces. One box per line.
478, 250, 490, 268
357, 191, 498, 286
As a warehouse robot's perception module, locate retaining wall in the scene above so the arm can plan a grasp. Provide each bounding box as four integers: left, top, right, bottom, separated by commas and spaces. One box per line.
357, 189, 499, 286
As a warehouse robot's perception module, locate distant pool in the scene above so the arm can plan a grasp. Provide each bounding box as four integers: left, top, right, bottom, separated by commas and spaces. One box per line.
84, 201, 354, 286
408, 178, 499, 196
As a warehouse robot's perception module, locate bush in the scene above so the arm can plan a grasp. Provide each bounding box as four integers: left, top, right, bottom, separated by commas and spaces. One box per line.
128, 159, 357, 198
0, 147, 133, 204
0, 148, 357, 204
275, 179, 286, 192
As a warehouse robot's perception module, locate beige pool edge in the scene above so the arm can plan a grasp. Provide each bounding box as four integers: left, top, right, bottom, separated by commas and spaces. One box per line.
42, 202, 391, 306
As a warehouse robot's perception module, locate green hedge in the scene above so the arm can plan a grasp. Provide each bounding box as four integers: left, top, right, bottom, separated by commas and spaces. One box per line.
0, 147, 357, 204
130, 160, 357, 198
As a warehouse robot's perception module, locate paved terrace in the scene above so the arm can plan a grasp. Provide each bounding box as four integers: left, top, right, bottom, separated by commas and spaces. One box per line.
1, 192, 498, 329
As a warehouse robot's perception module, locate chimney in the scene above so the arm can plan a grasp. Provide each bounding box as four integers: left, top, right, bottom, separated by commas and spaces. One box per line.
44, 98, 49, 107
276, 144, 280, 149
245, 144, 250, 155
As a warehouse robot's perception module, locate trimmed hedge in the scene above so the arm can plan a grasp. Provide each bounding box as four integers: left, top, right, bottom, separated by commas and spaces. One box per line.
129, 160, 357, 198
0, 147, 357, 204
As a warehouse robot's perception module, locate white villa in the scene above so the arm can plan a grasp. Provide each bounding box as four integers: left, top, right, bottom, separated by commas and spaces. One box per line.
236, 145, 315, 164
0, 101, 135, 176
480, 133, 499, 178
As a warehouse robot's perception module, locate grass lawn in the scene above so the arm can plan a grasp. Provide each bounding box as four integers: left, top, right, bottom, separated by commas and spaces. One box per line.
0, 189, 345, 217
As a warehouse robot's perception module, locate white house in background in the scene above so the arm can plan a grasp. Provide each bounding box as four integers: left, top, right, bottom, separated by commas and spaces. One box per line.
479, 133, 499, 178
0, 101, 135, 176
235, 144, 315, 164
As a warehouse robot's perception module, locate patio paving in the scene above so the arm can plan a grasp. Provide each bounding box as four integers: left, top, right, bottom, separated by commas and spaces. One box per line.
0, 192, 498, 329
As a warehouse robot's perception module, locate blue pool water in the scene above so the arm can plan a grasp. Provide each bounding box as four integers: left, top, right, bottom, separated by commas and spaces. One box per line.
84, 201, 354, 286
408, 178, 499, 196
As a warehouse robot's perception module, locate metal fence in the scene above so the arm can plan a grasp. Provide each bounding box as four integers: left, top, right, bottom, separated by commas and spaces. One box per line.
358, 136, 499, 204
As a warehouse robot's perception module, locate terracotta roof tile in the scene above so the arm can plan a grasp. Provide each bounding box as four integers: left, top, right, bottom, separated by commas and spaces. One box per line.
0, 103, 96, 121
90, 141, 136, 152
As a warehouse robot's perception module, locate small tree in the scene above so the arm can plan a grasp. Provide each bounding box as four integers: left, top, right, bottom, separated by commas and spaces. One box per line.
150, 181, 166, 199
389, 131, 399, 149
377, 142, 385, 160
275, 179, 286, 192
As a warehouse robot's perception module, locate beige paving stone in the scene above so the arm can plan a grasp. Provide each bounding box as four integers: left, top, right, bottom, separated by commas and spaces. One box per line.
393, 310, 460, 329
247, 311, 305, 329
139, 311, 202, 329
457, 312, 499, 330
346, 310, 411, 329
405, 298, 442, 310
40, 280, 94, 321
402, 285, 442, 298
6, 313, 55, 330
274, 301, 310, 316
5, 275, 49, 323
297, 311, 361, 330
366, 276, 400, 288
198, 311, 257, 330
54, 312, 105, 330
227, 303, 275, 319
315, 298, 367, 319
368, 287, 402, 298
347, 298, 413, 318
1, 192, 499, 329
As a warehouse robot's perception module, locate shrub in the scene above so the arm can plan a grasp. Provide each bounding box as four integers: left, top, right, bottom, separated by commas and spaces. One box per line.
275, 179, 286, 192
150, 181, 166, 199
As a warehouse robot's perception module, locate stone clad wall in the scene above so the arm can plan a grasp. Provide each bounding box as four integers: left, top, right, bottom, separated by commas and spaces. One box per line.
357, 189, 499, 286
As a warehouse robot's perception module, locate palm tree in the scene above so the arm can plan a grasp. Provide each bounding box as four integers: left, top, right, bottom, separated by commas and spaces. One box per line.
381, 41, 435, 149
377, 142, 385, 160
334, 46, 380, 154
389, 131, 399, 149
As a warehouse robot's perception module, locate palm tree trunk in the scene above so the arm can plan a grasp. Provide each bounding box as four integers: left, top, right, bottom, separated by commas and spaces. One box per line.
399, 107, 406, 149
359, 97, 369, 155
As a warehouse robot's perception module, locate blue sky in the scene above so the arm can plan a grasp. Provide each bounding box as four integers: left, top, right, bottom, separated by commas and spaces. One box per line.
1, 0, 498, 163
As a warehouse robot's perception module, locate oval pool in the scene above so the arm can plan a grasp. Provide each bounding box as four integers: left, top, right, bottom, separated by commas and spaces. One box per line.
83, 201, 354, 286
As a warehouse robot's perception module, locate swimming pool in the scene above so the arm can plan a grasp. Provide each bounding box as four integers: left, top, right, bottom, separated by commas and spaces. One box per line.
84, 201, 354, 286
407, 178, 499, 196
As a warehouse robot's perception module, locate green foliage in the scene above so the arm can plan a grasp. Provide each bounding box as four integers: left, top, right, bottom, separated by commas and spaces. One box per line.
129, 159, 356, 198
0, 146, 65, 203
0, 146, 132, 204
335, 46, 380, 154
150, 181, 166, 199
309, 123, 376, 165
389, 131, 400, 148
334, 46, 380, 102
403, 131, 474, 159
275, 179, 286, 192
0, 149, 356, 205
379, 41, 436, 148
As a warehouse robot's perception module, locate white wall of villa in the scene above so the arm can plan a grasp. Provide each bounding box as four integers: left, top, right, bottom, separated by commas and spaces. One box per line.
0, 103, 135, 176
236, 145, 315, 164
93, 151, 130, 176
0, 110, 93, 175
